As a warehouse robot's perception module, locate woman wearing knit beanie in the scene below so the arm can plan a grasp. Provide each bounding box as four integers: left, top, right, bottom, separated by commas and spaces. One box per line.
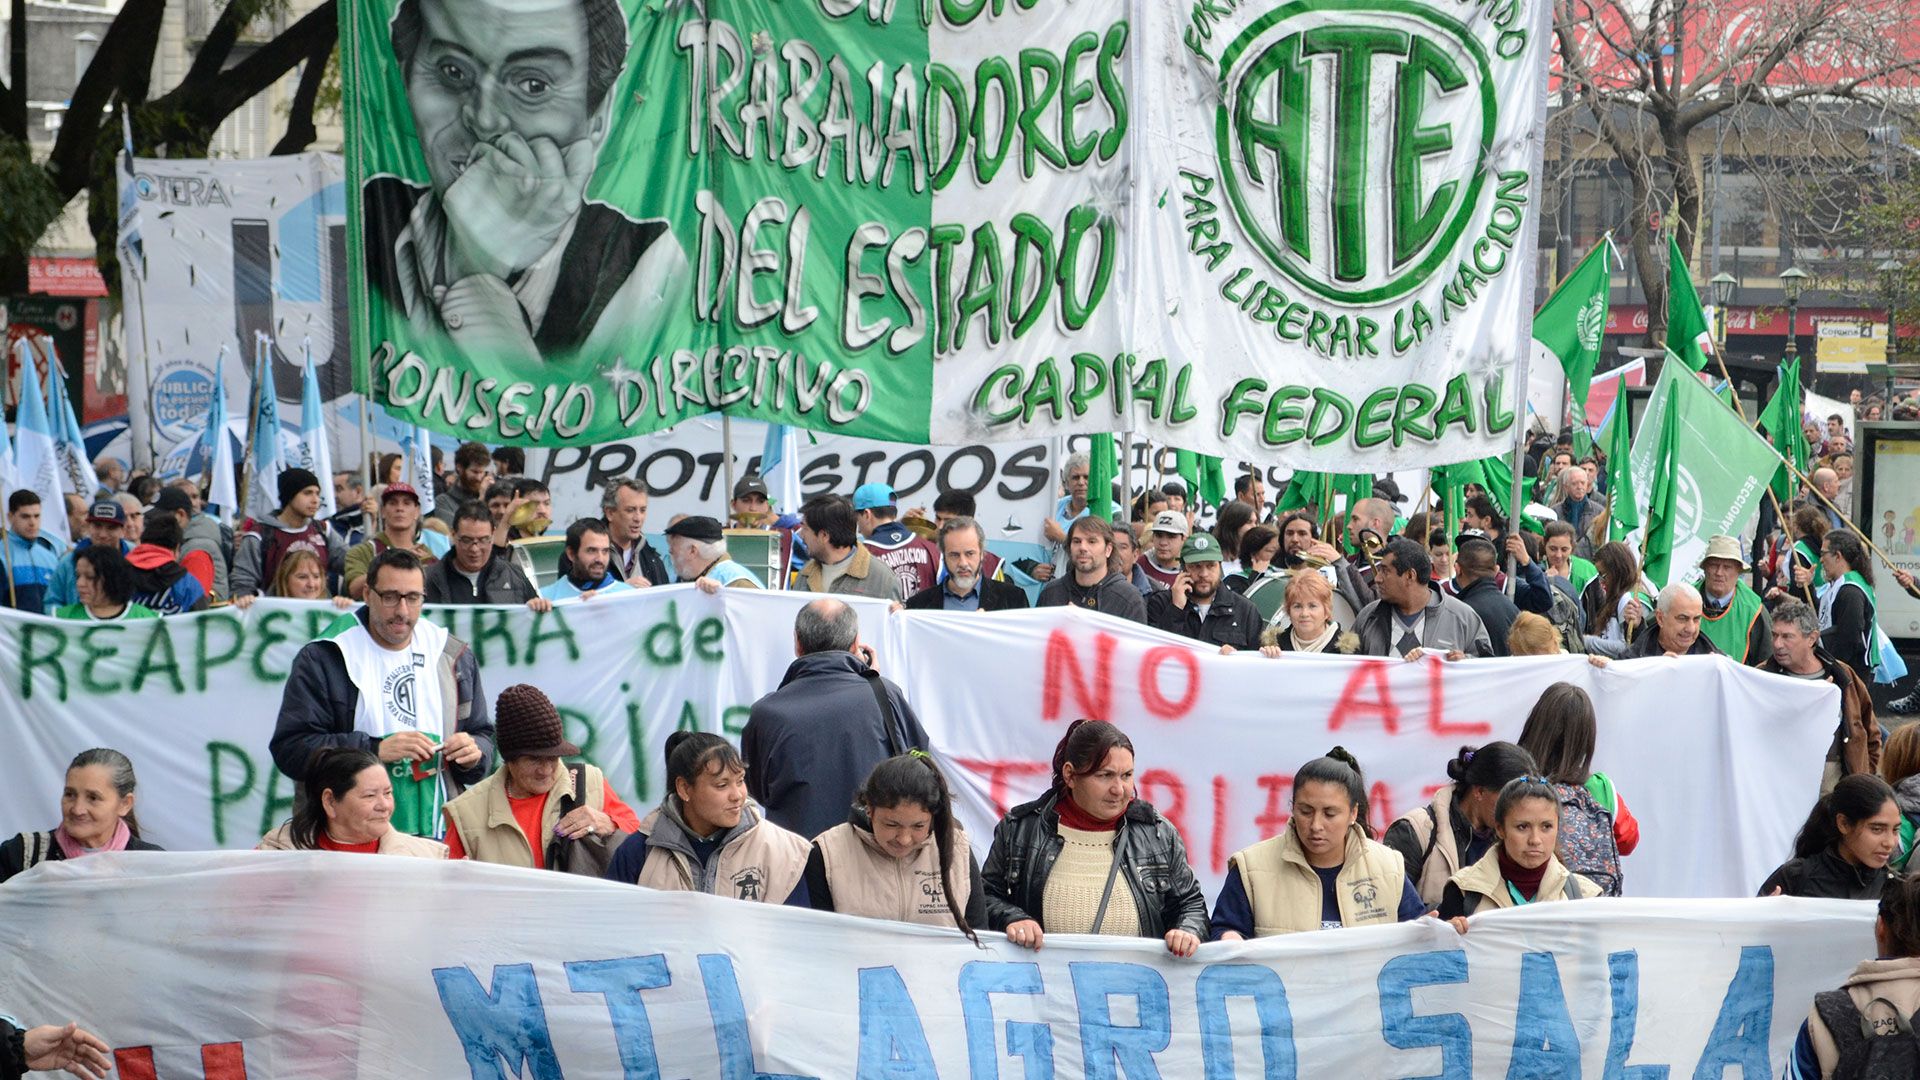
441, 684, 641, 872
981, 719, 1210, 957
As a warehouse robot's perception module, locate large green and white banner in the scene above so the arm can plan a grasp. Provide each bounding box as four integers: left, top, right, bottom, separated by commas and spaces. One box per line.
345, 0, 1549, 466
1111, 0, 1551, 467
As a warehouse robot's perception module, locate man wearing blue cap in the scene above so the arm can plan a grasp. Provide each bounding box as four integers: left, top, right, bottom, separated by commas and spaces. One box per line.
852, 482, 939, 596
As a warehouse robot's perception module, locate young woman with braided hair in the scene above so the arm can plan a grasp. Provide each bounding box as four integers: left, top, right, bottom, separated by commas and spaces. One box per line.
804, 752, 982, 941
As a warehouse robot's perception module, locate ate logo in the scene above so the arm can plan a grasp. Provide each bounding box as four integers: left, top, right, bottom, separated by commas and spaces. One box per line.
1216, 3, 1495, 304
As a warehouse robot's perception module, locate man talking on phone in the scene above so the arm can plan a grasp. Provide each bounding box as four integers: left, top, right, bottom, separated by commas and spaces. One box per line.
1145, 532, 1262, 650
271, 548, 496, 836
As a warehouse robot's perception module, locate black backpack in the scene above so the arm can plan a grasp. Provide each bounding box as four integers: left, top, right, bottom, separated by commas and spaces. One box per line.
1816, 991, 1920, 1079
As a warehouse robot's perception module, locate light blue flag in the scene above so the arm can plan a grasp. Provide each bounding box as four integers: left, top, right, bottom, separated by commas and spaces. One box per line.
45, 347, 99, 500
296, 341, 337, 518
247, 334, 285, 519
403, 423, 437, 516
204, 346, 238, 515
13, 340, 69, 545
759, 422, 801, 513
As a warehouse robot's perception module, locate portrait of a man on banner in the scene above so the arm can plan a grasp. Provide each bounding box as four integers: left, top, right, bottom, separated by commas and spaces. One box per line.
359, 0, 686, 366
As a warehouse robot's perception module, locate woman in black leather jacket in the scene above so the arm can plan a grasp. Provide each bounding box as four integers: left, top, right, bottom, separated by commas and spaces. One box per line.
982, 719, 1210, 956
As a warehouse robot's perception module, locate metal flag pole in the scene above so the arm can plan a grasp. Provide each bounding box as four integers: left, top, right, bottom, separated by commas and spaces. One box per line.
237, 333, 264, 525
721, 414, 737, 515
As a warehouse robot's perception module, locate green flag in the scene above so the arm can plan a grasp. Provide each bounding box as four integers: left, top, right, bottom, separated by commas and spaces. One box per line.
1275, 470, 1326, 514
1532, 240, 1612, 452
1665, 236, 1715, 374
1433, 457, 1512, 532
1602, 394, 1639, 542
1175, 450, 1226, 509
1759, 358, 1809, 504
1632, 358, 1783, 587
1087, 435, 1120, 522
1640, 378, 1684, 588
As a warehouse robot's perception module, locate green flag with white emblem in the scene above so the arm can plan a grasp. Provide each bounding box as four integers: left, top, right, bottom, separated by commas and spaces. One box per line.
1632, 358, 1781, 587
1532, 240, 1612, 453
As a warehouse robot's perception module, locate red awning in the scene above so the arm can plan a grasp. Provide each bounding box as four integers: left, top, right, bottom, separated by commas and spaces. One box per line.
28, 257, 108, 298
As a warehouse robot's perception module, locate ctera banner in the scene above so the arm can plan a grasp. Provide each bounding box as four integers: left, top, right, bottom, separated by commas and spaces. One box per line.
116, 153, 360, 469
343, 0, 1548, 467
0, 593, 1831, 902
0, 854, 1877, 1078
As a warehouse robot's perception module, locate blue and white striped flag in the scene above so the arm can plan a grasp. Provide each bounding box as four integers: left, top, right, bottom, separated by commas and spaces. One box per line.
295, 340, 337, 519
246, 334, 285, 519
203, 347, 239, 516
13, 340, 69, 545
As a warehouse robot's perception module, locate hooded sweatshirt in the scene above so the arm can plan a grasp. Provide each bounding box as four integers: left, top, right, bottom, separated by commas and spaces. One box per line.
1036, 570, 1149, 623
126, 544, 209, 615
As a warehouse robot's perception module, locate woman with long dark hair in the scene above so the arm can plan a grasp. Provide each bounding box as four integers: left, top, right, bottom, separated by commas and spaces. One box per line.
1, 749, 162, 881
1384, 741, 1538, 906
1223, 525, 1281, 595
1580, 542, 1651, 657
1760, 774, 1899, 900
1816, 529, 1880, 678
1776, 504, 1830, 606
258, 747, 447, 856
1516, 682, 1637, 896
1212, 748, 1425, 938
805, 753, 982, 941
982, 719, 1209, 955
1439, 777, 1603, 925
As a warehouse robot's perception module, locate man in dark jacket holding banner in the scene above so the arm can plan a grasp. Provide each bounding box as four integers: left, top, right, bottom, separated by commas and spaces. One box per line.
271, 549, 496, 835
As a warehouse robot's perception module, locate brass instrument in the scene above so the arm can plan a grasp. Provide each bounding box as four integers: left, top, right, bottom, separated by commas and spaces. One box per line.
1356, 528, 1387, 567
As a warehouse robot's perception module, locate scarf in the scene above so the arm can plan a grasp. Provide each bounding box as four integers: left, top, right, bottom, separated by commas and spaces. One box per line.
1498, 847, 1548, 900
1290, 622, 1340, 653
1057, 796, 1122, 832
54, 819, 132, 860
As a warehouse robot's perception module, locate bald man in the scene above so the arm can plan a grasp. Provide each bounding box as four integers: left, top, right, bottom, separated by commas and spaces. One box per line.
1810, 468, 1844, 530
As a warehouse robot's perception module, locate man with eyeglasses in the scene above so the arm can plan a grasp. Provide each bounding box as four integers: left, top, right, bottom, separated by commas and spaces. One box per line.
271, 547, 496, 837
424, 502, 547, 609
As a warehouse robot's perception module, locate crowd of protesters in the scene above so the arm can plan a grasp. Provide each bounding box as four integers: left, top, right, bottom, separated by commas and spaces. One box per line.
4, 420, 1920, 1080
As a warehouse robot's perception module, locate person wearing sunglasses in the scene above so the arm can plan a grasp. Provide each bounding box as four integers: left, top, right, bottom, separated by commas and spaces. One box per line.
270, 547, 497, 837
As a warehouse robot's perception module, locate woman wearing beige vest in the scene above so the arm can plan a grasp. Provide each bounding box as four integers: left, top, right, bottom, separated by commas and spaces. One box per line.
1381, 741, 1537, 906
805, 753, 983, 939
982, 720, 1210, 957
1439, 777, 1602, 928
441, 685, 641, 871
258, 747, 447, 857
1211, 748, 1425, 938
604, 732, 810, 904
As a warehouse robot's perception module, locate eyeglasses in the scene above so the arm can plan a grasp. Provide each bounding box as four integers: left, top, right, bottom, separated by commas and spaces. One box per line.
454, 535, 493, 548
370, 588, 427, 607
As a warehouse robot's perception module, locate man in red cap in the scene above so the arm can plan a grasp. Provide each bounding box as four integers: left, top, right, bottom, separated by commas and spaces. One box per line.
344, 483, 452, 600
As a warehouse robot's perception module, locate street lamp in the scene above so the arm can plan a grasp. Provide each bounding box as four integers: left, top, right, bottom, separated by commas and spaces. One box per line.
1710, 271, 1738, 354
1780, 266, 1811, 361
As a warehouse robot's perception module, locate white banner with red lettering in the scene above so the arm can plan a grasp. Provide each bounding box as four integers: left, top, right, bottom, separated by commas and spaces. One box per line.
0, 593, 1832, 900
0, 855, 1876, 1077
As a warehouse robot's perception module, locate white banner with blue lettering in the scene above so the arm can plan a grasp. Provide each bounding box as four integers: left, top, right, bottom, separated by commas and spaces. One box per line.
0, 854, 1876, 1077
0, 593, 1836, 901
